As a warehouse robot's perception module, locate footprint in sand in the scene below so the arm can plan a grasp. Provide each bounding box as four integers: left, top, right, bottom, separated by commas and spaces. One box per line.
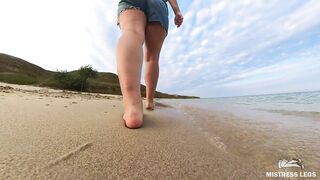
64, 105, 68, 108
197, 128, 227, 152
209, 137, 227, 151
69, 101, 78, 105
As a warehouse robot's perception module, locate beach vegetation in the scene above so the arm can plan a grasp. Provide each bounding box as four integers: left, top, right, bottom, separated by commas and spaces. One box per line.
79, 65, 98, 91
0, 72, 36, 85
0, 53, 199, 98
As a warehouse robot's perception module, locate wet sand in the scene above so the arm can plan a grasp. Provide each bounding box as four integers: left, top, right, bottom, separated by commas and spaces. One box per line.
1, 83, 318, 179
169, 101, 320, 179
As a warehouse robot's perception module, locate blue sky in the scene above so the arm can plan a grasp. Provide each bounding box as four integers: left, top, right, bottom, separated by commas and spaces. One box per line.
0, 0, 320, 97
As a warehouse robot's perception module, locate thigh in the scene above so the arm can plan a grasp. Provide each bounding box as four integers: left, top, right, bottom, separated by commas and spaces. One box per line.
118, 0, 147, 33
145, 22, 167, 56
118, 9, 147, 33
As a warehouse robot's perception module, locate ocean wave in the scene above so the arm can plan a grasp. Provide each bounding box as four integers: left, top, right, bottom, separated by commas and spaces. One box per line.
256, 109, 320, 120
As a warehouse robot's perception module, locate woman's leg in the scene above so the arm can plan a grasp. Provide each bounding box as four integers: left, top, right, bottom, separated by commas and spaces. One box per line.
144, 22, 167, 110
116, 9, 146, 128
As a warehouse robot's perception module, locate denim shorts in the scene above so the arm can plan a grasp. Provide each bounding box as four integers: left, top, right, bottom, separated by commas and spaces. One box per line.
117, 0, 169, 33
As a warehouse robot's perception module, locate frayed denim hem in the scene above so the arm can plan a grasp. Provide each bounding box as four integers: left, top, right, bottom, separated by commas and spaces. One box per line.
117, 6, 144, 27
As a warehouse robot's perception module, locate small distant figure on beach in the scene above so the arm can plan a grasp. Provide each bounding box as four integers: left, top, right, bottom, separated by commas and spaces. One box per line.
116, 0, 183, 128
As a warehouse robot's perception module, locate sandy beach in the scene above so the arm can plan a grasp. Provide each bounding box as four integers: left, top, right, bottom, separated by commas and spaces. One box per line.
1, 82, 318, 179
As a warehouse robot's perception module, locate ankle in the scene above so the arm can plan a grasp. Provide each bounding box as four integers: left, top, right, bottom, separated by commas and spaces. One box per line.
146, 98, 154, 103
125, 104, 142, 114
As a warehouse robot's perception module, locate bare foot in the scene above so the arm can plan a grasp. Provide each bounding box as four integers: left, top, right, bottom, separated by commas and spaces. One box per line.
123, 108, 143, 129
146, 100, 155, 111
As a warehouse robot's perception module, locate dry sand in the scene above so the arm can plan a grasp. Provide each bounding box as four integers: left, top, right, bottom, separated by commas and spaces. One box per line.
0, 82, 282, 179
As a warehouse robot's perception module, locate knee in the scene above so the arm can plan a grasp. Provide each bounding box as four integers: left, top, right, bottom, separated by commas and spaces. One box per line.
121, 27, 145, 44
145, 53, 160, 63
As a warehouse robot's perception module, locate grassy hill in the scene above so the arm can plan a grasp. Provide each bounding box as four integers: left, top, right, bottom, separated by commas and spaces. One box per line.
0, 53, 199, 98
0, 53, 53, 84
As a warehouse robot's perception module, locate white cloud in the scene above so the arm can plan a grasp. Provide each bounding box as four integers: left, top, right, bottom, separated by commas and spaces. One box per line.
157, 0, 320, 97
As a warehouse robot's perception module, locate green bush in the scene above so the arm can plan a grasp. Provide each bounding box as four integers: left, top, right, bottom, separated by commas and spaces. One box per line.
79, 65, 98, 91
53, 70, 81, 90
53, 65, 97, 91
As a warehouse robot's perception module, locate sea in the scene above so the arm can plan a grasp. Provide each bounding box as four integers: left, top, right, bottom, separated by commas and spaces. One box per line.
163, 90, 320, 121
